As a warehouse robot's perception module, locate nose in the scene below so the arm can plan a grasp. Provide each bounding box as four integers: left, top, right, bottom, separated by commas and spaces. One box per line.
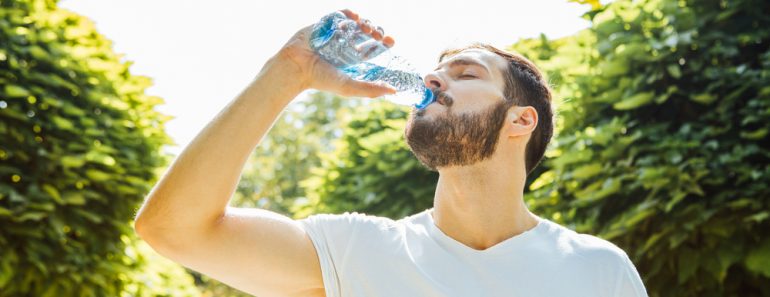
424, 72, 446, 92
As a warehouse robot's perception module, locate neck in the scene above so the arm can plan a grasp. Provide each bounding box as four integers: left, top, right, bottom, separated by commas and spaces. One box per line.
431, 155, 539, 251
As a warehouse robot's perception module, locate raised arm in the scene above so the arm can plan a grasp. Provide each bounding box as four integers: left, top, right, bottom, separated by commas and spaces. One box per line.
133, 10, 395, 297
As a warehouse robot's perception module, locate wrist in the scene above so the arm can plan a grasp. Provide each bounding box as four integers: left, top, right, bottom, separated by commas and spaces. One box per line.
261, 50, 313, 91
252, 57, 306, 103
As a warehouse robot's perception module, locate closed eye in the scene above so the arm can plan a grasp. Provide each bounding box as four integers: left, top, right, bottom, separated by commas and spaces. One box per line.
459, 74, 477, 79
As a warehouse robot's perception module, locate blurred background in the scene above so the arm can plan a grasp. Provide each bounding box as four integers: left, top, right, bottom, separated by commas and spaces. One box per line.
1, 0, 768, 296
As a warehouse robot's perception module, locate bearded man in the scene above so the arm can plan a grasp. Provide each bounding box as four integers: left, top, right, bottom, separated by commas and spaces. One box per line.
135, 9, 648, 297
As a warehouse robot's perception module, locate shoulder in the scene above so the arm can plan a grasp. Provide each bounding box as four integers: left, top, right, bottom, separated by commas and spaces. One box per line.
301, 211, 385, 223
538, 220, 648, 296
299, 210, 437, 244
299, 211, 401, 233
539, 219, 631, 265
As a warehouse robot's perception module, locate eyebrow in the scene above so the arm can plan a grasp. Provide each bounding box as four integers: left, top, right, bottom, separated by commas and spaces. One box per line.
434, 58, 490, 75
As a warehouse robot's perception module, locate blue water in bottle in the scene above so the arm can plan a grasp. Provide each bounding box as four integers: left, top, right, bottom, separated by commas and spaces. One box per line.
309, 11, 435, 109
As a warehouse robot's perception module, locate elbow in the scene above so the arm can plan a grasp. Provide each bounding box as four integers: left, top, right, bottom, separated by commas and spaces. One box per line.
133, 205, 153, 237
133, 216, 160, 246
133, 194, 167, 240
133, 217, 151, 238
133, 219, 184, 261
133, 217, 179, 255
133, 205, 167, 245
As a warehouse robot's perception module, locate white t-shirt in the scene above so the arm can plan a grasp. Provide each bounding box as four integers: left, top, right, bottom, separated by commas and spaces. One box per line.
299, 208, 648, 297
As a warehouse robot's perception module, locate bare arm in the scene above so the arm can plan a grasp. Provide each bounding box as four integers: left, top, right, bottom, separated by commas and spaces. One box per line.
134, 10, 395, 297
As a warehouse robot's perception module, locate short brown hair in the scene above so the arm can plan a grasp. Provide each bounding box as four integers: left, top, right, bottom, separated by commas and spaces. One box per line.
439, 44, 554, 175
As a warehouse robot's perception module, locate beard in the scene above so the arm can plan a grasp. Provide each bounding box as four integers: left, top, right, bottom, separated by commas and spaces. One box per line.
405, 91, 511, 171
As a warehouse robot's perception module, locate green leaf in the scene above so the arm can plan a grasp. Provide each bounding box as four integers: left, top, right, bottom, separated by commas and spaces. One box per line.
745, 239, 770, 278
41, 184, 63, 204
60, 155, 86, 168
62, 191, 87, 205
85, 151, 116, 166
74, 208, 103, 223
691, 93, 717, 104
667, 64, 682, 79
602, 58, 629, 77
4, 84, 30, 98
570, 163, 603, 179
640, 229, 668, 253
529, 170, 555, 191
0, 258, 14, 288
27, 202, 55, 213
664, 191, 687, 212
85, 169, 111, 182
740, 128, 768, 140
568, 0, 602, 10
574, 178, 621, 203
624, 200, 657, 227
745, 211, 769, 223
51, 116, 76, 131
613, 92, 655, 110
14, 212, 48, 222
29, 45, 48, 60
0, 207, 12, 217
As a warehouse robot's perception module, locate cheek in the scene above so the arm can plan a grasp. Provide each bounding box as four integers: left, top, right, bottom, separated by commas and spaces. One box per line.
453, 86, 502, 110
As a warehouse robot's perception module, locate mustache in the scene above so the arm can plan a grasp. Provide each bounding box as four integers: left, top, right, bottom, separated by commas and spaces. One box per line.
415, 89, 454, 117
432, 89, 454, 107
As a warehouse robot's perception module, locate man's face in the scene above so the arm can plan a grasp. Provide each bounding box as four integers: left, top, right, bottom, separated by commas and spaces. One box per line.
405, 49, 512, 171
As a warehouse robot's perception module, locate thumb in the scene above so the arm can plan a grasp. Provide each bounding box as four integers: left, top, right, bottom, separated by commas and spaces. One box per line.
338, 76, 398, 98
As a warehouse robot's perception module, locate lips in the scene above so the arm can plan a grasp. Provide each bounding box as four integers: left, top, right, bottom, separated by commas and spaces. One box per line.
414, 89, 452, 116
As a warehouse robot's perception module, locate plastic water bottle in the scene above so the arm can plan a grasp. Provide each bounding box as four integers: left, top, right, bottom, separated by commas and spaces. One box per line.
309, 11, 435, 109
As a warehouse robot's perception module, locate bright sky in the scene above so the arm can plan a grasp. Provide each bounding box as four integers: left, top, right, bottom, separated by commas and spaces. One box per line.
58, 0, 590, 156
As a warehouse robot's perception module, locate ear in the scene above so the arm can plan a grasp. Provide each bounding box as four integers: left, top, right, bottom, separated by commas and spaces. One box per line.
503, 106, 538, 138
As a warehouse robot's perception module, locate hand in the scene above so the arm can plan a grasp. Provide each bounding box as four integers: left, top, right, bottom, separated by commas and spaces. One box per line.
267, 9, 397, 98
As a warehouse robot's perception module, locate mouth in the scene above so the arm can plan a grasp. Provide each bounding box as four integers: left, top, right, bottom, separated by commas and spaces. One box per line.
414, 89, 453, 117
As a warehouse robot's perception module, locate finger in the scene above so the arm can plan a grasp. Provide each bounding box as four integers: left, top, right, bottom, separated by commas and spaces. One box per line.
358, 19, 373, 34
341, 78, 398, 98
356, 40, 387, 60
340, 9, 359, 21
338, 19, 356, 30
371, 26, 384, 40
382, 36, 395, 48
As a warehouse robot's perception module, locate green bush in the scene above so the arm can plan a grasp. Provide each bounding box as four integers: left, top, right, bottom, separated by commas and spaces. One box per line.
0, 0, 198, 295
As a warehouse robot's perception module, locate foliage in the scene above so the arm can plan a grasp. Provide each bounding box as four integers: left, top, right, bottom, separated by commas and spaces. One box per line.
568, 0, 603, 10
191, 273, 251, 297
516, 0, 770, 296
0, 0, 197, 295
121, 236, 201, 297
233, 92, 363, 217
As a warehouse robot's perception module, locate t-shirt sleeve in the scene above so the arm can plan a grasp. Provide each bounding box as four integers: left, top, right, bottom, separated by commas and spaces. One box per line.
613, 252, 649, 297
298, 212, 365, 297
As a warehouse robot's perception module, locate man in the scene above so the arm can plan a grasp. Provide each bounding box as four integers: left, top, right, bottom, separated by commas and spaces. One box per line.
135, 9, 648, 297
